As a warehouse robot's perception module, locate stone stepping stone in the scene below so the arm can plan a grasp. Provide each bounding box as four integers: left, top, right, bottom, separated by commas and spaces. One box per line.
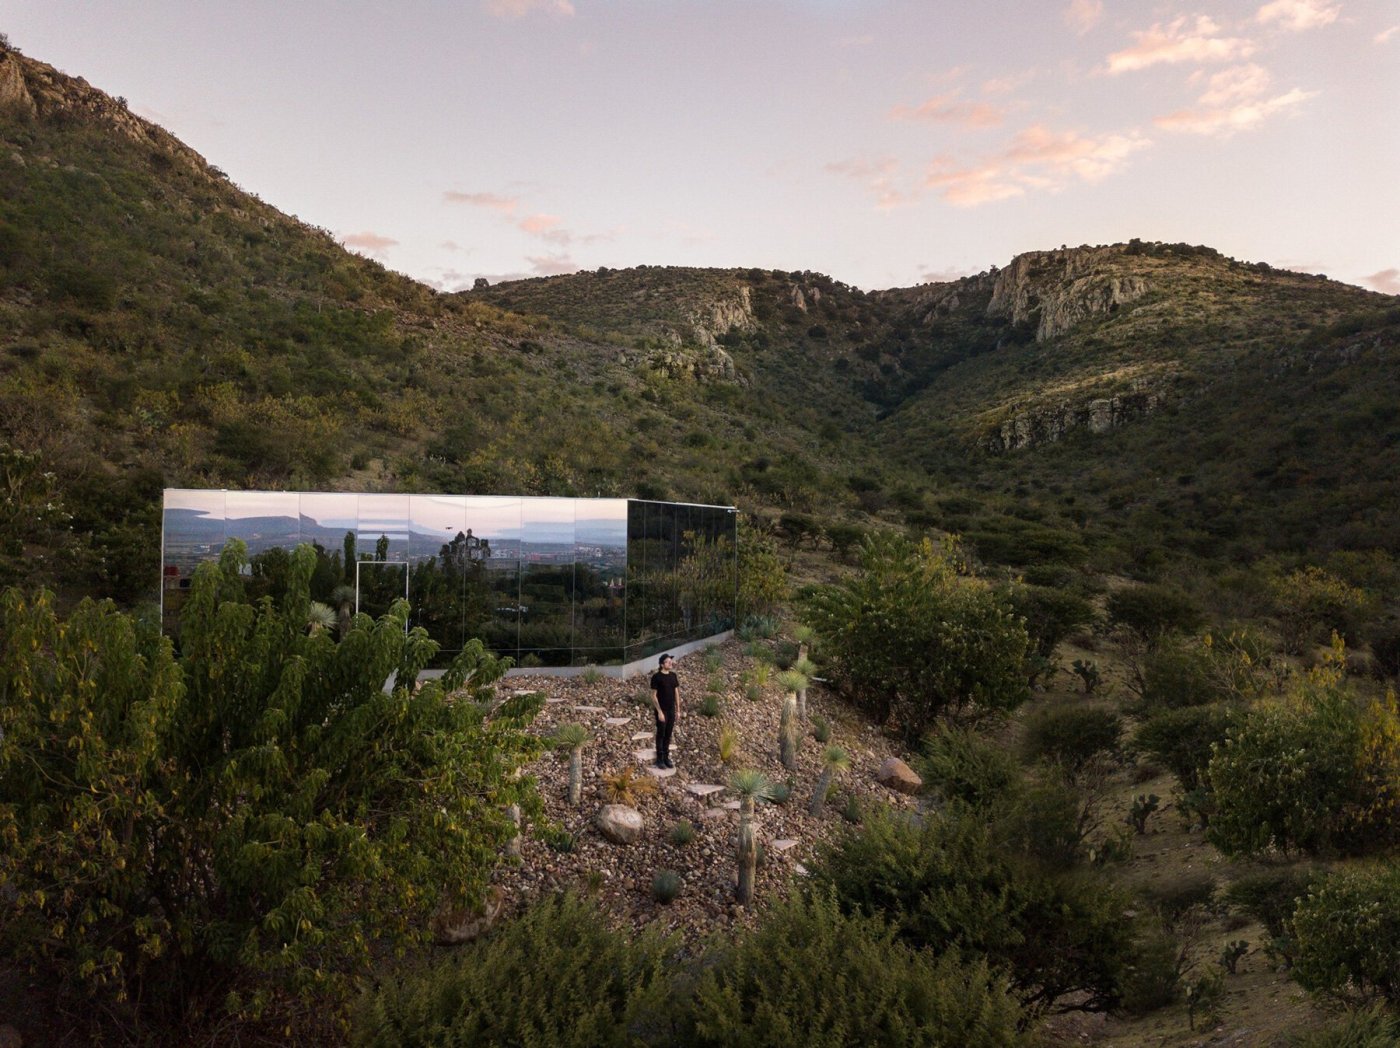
685, 784, 726, 798
721, 800, 741, 810
545, 697, 567, 704
573, 705, 606, 713
633, 747, 680, 761
770, 839, 799, 852
794, 862, 810, 877
604, 717, 630, 725
700, 807, 731, 820
645, 765, 676, 779
631, 732, 653, 741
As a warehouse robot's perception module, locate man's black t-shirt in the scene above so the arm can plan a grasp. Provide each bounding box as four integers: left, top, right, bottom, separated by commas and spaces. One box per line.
651, 670, 679, 713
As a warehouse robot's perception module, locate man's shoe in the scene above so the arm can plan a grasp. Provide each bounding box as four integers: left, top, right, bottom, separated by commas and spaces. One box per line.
663, 758, 675, 768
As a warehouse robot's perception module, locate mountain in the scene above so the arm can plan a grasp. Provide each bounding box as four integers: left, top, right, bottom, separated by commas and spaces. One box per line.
2, 40, 1399, 604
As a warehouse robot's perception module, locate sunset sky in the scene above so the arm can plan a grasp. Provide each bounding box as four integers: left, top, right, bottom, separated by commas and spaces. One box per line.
4, 0, 1397, 293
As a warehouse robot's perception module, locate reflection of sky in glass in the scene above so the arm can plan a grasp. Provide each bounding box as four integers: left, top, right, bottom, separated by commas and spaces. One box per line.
521, 498, 575, 545
466, 497, 522, 539
165, 489, 226, 516
224, 491, 300, 520
299, 492, 359, 531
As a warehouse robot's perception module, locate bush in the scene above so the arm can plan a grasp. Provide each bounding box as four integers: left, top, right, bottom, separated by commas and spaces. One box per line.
680, 892, 1025, 1047
0, 544, 542, 1023
1136, 703, 1243, 793
1268, 566, 1374, 654
803, 534, 1029, 741
669, 819, 696, 846
1225, 868, 1315, 968
352, 893, 673, 1047
916, 724, 1020, 811
1138, 631, 1272, 712
1021, 704, 1123, 778
1291, 1007, 1400, 1047
1107, 584, 1204, 645
1118, 924, 1184, 1015
1207, 651, 1400, 858
810, 809, 1133, 1016
652, 870, 683, 904
1005, 583, 1096, 661
1291, 863, 1400, 1006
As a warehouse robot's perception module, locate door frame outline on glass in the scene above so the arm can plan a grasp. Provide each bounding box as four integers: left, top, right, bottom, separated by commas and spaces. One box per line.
354, 560, 410, 630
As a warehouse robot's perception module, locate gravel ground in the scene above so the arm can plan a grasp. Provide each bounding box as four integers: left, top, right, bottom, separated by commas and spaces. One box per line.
492, 640, 919, 943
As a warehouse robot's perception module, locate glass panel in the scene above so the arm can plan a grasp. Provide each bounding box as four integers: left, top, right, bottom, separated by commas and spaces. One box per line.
520, 498, 575, 666
356, 561, 409, 623
298, 491, 361, 606
467, 497, 521, 659
355, 494, 410, 564
161, 489, 227, 633
408, 495, 469, 656
574, 498, 627, 664
225, 491, 302, 604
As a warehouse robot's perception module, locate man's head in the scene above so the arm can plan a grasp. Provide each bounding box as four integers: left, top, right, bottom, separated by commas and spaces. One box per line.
659, 654, 674, 670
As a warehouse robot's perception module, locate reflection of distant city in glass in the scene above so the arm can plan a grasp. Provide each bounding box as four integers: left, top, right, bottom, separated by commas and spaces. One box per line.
161, 490, 734, 670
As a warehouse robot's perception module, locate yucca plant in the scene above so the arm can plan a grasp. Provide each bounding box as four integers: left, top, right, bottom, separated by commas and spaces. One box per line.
602, 765, 658, 806
553, 722, 592, 806
811, 715, 831, 744
776, 670, 807, 771
730, 769, 776, 906
810, 746, 851, 817
718, 723, 740, 764
306, 600, 336, 634
792, 657, 818, 720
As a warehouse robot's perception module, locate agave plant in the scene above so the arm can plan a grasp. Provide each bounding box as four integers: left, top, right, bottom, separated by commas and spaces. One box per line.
730, 769, 776, 906
809, 745, 850, 817
552, 722, 592, 806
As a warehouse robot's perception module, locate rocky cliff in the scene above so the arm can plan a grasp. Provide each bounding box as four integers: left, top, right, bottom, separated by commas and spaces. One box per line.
987, 246, 1149, 341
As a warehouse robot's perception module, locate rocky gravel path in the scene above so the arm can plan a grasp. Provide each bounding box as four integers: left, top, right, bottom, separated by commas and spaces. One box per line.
490, 640, 919, 943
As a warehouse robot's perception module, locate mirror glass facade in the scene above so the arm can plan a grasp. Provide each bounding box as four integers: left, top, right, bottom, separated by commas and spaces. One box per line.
161, 490, 734, 668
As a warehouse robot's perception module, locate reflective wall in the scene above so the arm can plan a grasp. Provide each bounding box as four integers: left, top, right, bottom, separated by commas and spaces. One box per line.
161, 491, 733, 668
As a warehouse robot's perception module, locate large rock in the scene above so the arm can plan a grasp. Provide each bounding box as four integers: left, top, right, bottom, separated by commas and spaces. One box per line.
877, 757, 923, 796
596, 804, 644, 844
431, 885, 504, 945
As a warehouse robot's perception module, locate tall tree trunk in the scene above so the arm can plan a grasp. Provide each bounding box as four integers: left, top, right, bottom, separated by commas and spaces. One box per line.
737, 796, 757, 906
568, 748, 583, 806
810, 770, 832, 817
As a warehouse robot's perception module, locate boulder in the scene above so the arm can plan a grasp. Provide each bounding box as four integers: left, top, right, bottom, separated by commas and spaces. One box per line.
877, 757, 922, 795
432, 885, 505, 945
596, 804, 644, 844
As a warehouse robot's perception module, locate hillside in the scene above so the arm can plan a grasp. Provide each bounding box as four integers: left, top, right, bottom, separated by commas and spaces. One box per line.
4, 39, 1400, 608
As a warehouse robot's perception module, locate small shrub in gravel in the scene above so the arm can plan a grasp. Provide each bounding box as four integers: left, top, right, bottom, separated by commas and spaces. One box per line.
768, 781, 792, 805
812, 715, 832, 743
670, 819, 696, 846
652, 870, 683, 904
699, 693, 721, 717
580, 664, 604, 684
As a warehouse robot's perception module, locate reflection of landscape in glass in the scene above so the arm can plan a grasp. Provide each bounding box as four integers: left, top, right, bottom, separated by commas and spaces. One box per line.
161, 491, 730, 667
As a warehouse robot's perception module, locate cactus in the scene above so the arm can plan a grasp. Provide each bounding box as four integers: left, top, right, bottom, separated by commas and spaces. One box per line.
730, 769, 776, 906
1129, 792, 1161, 834
552, 722, 591, 806
809, 745, 850, 817
1219, 939, 1249, 974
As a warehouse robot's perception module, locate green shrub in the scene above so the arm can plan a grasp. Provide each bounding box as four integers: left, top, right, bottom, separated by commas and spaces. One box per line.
352, 893, 672, 1047
1268, 565, 1374, 654
810, 809, 1132, 1016
1135, 703, 1243, 793
669, 819, 696, 846
768, 780, 792, 805
992, 775, 1085, 869
1138, 631, 1272, 711
1207, 654, 1400, 858
811, 714, 832, 743
1141, 873, 1217, 925
1291, 1007, 1400, 1047
580, 663, 604, 684
652, 870, 683, 904
1118, 923, 1183, 1015
0, 543, 541, 1022
803, 534, 1029, 741
1005, 583, 1096, 660
1291, 863, 1400, 1006
698, 693, 721, 718
680, 892, 1025, 1047
1107, 584, 1204, 645
1021, 703, 1123, 778
916, 724, 1020, 811
1225, 868, 1315, 967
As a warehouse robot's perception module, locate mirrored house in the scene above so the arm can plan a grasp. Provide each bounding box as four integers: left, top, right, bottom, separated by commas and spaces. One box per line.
161, 490, 736, 671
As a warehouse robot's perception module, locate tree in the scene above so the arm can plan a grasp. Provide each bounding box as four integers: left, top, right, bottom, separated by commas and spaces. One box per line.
0, 541, 542, 1023
1291, 863, 1400, 1006
803, 534, 1028, 740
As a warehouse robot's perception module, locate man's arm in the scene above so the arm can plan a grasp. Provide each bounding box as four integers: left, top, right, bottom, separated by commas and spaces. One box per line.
652, 682, 665, 721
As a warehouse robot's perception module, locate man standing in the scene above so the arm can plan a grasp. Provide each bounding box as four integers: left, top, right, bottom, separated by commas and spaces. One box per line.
651, 653, 680, 769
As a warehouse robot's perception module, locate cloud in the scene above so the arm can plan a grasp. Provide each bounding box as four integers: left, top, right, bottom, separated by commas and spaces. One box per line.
1366, 268, 1400, 295
439, 240, 463, 251
339, 231, 399, 256
518, 213, 572, 244
443, 190, 519, 214
526, 253, 580, 276
1156, 66, 1315, 136
483, 0, 574, 17
1107, 16, 1256, 74
890, 92, 1004, 128
1064, 0, 1104, 34
926, 125, 1151, 206
825, 155, 915, 209
1376, 24, 1400, 44
981, 70, 1036, 96
918, 266, 973, 284
1256, 0, 1340, 32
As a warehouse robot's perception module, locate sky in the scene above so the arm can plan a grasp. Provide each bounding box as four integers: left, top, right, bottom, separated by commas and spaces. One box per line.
3, 0, 1398, 293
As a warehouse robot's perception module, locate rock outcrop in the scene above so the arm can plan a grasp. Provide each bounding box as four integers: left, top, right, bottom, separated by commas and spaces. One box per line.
876, 757, 922, 795
987, 247, 1149, 341
985, 386, 1166, 451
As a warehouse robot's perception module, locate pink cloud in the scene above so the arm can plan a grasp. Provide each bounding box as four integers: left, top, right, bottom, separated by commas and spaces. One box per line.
527, 253, 580, 276
483, 0, 574, 17
340, 231, 399, 256
890, 92, 1004, 128
1194, 63, 1272, 105
1375, 24, 1400, 44
981, 70, 1036, 96
1107, 16, 1256, 74
443, 190, 519, 214
925, 125, 1150, 206
1365, 268, 1400, 295
825, 155, 915, 209
1256, 0, 1340, 32
1064, 0, 1104, 35
1148, 85, 1310, 139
